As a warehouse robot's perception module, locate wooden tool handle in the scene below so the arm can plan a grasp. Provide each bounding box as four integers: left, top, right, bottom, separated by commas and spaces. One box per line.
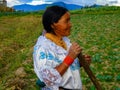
78, 53, 102, 90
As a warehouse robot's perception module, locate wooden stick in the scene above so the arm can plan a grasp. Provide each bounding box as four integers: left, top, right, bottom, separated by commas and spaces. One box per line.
78, 53, 102, 90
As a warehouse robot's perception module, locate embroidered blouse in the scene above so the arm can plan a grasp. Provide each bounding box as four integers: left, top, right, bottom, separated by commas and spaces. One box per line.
33, 35, 82, 90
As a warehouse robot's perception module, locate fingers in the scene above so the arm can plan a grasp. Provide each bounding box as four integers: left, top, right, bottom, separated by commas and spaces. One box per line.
68, 42, 92, 66
72, 43, 82, 53
68, 42, 82, 59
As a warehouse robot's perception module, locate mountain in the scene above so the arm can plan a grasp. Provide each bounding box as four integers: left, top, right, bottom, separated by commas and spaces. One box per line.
52, 2, 83, 10
13, 2, 83, 12
13, 4, 48, 12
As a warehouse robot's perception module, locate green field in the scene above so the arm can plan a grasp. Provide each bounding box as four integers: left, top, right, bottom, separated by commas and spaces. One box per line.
0, 6, 120, 90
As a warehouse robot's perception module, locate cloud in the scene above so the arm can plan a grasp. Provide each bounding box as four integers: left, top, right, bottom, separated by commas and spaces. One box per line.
96, 0, 108, 5
7, 0, 120, 7
20, 0, 96, 6
7, 0, 33, 7
96, 0, 120, 5
18, 0, 33, 3
83, 0, 96, 5
43, 0, 96, 6
109, 0, 120, 6
28, 0, 52, 5
7, 0, 23, 7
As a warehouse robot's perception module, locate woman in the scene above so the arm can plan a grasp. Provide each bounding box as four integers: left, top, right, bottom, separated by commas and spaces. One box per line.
33, 6, 91, 90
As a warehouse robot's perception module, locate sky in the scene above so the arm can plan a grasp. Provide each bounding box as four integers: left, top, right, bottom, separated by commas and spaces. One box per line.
7, 0, 120, 7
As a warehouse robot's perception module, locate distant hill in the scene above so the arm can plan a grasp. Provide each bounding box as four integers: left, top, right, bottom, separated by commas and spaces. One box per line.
13, 2, 83, 12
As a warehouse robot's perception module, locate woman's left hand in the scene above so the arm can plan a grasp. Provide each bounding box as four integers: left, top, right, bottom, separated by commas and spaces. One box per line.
83, 55, 91, 66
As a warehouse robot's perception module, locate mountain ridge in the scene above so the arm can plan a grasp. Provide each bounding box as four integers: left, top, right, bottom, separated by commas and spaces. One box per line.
13, 2, 83, 12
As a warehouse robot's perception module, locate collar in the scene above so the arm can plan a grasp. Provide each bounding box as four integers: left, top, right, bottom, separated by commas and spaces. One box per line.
45, 33, 67, 50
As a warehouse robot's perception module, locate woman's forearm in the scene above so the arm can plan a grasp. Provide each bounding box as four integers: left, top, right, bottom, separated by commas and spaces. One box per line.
55, 62, 69, 76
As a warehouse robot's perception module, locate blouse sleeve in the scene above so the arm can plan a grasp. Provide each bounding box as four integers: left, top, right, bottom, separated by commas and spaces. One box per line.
33, 45, 62, 86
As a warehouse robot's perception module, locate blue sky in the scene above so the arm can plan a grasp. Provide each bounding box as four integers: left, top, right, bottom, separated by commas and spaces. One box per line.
7, 0, 120, 7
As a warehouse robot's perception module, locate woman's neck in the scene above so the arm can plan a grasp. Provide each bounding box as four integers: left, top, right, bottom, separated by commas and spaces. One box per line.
45, 33, 67, 50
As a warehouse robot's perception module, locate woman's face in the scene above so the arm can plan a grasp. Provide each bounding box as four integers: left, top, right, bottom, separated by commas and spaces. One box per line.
52, 12, 72, 37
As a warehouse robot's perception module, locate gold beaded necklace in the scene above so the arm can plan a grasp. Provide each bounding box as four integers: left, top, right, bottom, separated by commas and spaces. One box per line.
45, 33, 67, 50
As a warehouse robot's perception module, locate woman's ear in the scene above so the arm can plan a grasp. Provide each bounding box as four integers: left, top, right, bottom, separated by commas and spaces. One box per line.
51, 23, 57, 29
51, 24, 54, 29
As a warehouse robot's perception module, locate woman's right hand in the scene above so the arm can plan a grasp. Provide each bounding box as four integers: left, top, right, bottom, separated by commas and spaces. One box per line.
56, 42, 82, 76
68, 42, 82, 59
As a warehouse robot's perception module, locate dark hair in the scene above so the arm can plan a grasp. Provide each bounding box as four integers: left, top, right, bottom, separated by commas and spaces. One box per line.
42, 5, 68, 33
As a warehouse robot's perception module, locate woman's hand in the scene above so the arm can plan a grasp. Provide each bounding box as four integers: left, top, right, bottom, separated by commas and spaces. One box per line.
68, 42, 82, 59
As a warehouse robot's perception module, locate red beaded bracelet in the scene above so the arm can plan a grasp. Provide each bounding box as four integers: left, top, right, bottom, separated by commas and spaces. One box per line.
63, 55, 74, 66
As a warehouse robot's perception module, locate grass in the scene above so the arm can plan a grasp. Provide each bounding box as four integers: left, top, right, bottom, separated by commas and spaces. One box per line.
0, 15, 42, 89
70, 12, 120, 90
0, 6, 120, 90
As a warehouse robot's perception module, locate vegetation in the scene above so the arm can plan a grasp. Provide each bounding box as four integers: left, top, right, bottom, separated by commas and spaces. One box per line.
0, 6, 120, 90
70, 6, 120, 14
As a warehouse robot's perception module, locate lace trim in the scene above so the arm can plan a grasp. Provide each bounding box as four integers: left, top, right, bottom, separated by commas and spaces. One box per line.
39, 66, 62, 86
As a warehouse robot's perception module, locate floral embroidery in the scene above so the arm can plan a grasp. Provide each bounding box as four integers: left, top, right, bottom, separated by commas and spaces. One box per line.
39, 52, 46, 59
54, 57, 62, 63
47, 53, 54, 60
70, 59, 80, 70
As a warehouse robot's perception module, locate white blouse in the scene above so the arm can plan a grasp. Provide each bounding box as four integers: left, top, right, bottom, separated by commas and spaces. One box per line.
33, 35, 82, 90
